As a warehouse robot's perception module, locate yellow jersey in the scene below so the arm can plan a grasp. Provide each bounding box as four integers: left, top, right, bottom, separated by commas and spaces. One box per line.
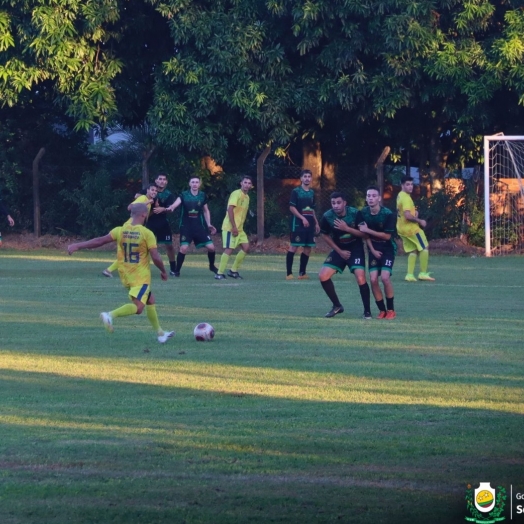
110, 223, 157, 288
124, 195, 152, 225
396, 191, 420, 237
221, 189, 250, 232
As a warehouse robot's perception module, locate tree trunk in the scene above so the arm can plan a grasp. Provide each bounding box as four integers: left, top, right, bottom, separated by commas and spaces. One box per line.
142, 145, 156, 188
302, 139, 322, 189
256, 145, 271, 246
375, 146, 390, 196
33, 147, 45, 238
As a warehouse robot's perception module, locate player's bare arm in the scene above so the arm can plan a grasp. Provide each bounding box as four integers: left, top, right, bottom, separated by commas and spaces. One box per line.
67, 234, 114, 255
333, 218, 365, 237
403, 210, 426, 228
358, 223, 391, 241
227, 205, 238, 236
166, 197, 182, 213
150, 247, 168, 281
290, 205, 309, 228
321, 234, 351, 260
366, 238, 382, 258
203, 204, 216, 235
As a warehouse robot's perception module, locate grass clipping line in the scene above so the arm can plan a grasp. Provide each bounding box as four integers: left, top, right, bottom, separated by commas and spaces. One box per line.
1, 353, 523, 414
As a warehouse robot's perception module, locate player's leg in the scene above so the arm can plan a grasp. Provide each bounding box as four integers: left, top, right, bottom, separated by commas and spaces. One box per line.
286, 243, 298, 279
298, 228, 316, 279
380, 255, 396, 319
205, 243, 217, 273
400, 235, 418, 282
216, 231, 235, 279
146, 292, 174, 343
165, 243, 177, 275
352, 268, 372, 319
319, 253, 344, 317
100, 285, 148, 332
414, 231, 435, 281
176, 237, 190, 276
229, 233, 249, 278
103, 260, 118, 277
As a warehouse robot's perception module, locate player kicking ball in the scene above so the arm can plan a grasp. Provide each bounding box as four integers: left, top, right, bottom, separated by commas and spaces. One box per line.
68, 203, 174, 343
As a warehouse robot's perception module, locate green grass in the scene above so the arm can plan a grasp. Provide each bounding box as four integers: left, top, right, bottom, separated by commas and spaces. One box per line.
0, 250, 523, 523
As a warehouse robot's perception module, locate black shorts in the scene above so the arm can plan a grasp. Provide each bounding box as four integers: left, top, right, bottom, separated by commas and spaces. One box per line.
180, 225, 212, 248
322, 243, 365, 274
147, 221, 173, 244
290, 224, 316, 248
368, 243, 395, 274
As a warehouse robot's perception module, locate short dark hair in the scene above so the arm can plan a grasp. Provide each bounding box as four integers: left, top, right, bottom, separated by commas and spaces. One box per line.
400, 175, 414, 184
240, 175, 253, 184
300, 169, 312, 178
366, 185, 380, 194
189, 175, 201, 182
330, 191, 346, 201
147, 182, 157, 190
155, 173, 168, 180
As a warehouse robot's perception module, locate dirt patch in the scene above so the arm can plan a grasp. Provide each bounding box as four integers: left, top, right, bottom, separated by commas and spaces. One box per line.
1, 231, 484, 256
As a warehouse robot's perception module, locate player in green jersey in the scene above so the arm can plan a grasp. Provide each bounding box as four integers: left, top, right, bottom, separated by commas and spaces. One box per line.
318, 192, 372, 318
286, 169, 320, 280
167, 176, 217, 277
358, 186, 397, 319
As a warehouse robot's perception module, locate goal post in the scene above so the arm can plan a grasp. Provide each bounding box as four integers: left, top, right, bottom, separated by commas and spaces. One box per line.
483, 135, 524, 257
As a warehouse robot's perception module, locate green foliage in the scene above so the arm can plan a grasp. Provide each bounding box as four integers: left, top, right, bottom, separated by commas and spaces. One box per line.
61, 170, 129, 237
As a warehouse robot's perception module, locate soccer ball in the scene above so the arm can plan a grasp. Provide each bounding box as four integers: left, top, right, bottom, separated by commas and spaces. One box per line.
194, 322, 215, 341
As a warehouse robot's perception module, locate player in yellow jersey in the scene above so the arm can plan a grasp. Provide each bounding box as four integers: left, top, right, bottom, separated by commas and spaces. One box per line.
102, 183, 158, 278
396, 175, 435, 282
215, 176, 253, 280
68, 203, 174, 343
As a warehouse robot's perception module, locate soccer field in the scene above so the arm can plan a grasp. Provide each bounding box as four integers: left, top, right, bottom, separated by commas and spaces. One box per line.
1, 251, 523, 523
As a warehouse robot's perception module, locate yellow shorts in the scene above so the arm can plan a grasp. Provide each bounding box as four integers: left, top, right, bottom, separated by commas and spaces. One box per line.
222, 230, 249, 250
399, 231, 428, 253
128, 284, 151, 305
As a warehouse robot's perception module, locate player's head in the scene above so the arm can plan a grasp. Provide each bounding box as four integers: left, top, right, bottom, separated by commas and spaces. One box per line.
130, 203, 149, 224
240, 176, 253, 192
300, 169, 313, 187
189, 176, 201, 192
329, 192, 346, 215
146, 183, 158, 199
400, 175, 414, 193
366, 185, 381, 208
155, 173, 168, 190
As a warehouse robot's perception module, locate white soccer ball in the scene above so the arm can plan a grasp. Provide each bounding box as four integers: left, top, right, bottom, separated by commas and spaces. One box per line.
193, 322, 215, 342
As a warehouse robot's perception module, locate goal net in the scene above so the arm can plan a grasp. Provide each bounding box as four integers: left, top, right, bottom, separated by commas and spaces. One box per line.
483, 135, 524, 256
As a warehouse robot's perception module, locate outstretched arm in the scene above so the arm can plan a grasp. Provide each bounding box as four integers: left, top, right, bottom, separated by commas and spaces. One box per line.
68, 234, 114, 255
166, 197, 182, 213
149, 247, 168, 281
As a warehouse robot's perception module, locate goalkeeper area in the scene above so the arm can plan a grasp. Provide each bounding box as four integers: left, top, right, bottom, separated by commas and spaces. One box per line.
484, 135, 524, 256
0, 251, 523, 524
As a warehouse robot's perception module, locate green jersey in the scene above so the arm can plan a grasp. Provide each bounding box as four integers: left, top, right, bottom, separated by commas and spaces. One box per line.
320, 206, 363, 250
178, 190, 208, 229
360, 205, 397, 252
290, 186, 316, 231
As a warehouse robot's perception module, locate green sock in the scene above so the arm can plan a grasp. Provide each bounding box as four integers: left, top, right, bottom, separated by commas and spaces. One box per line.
407, 252, 417, 275
218, 253, 230, 274
110, 303, 138, 318
231, 250, 246, 271
419, 249, 429, 273
146, 304, 162, 334
107, 260, 118, 272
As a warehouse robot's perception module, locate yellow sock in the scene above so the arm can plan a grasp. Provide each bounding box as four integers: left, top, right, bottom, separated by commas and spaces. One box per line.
146, 305, 162, 335
231, 250, 246, 271
110, 303, 138, 318
218, 253, 230, 274
419, 249, 429, 273
107, 260, 118, 272
407, 252, 417, 275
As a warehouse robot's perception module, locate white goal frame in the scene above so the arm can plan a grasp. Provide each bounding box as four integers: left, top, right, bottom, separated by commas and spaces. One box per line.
483, 134, 524, 257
